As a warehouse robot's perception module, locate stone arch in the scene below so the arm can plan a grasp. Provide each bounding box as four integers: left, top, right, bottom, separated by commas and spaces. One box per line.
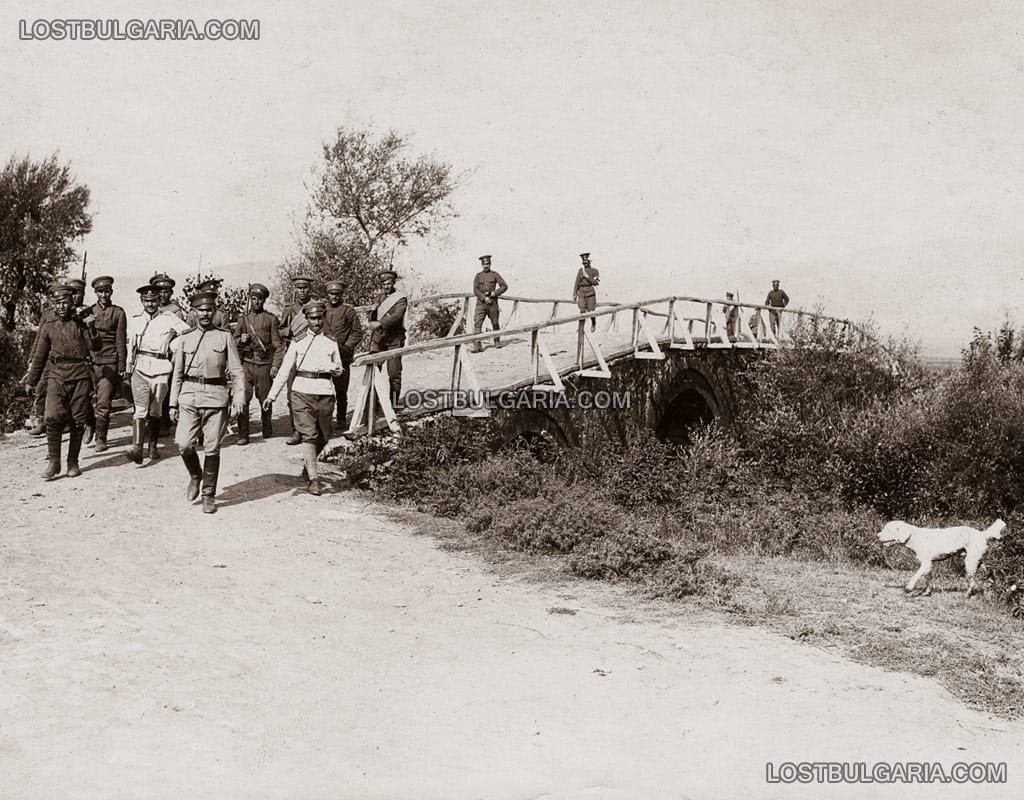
493, 408, 574, 451
654, 367, 724, 444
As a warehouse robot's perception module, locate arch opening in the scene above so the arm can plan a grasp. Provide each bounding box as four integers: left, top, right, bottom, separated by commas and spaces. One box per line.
656, 388, 715, 444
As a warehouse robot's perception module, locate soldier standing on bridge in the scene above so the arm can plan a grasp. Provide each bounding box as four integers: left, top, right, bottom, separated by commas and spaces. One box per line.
169, 291, 246, 514
573, 252, 600, 331
324, 279, 363, 429
722, 292, 740, 340
471, 254, 507, 352
367, 269, 408, 408
765, 279, 790, 335
264, 299, 344, 496
125, 284, 191, 464
233, 283, 283, 445
278, 275, 314, 445
86, 276, 127, 452
22, 284, 100, 480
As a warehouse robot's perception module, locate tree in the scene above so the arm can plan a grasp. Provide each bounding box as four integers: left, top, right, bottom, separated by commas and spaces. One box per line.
0, 154, 92, 330
276, 126, 462, 306
182, 272, 248, 325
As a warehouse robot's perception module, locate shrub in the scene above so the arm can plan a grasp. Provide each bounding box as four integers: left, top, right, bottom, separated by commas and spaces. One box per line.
0, 326, 34, 433
407, 298, 460, 342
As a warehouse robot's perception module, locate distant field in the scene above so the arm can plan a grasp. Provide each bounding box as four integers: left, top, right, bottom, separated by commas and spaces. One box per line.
920, 355, 959, 371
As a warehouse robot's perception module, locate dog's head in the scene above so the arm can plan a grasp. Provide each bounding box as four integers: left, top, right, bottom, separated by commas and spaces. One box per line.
988, 519, 1006, 541
878, 520, 913, 547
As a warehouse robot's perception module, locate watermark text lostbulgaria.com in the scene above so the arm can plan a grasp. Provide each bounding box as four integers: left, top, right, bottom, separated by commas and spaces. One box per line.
766, 761, 1006, 785
18, 19, 260, 41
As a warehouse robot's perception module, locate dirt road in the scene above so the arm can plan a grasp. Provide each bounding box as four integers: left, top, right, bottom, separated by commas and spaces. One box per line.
2, 415, 1022, 799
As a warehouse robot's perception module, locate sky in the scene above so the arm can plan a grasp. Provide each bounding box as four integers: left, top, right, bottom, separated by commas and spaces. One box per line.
3, 0, 1024, 354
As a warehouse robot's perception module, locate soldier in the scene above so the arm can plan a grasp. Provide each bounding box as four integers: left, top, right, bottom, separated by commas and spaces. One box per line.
765, 279, 790, 335
573, 252, 600, 331
125, 284, 190, 463
323, 279, 363, 428
367, 269, 408, 408
471, 254, 507, 352
87, 276, 128, 451
185, 278, 228, 328
66, 278, 99, 443
169, 291, 245, 514
722, 292, 740, 340
24, 281, 64, 436
150, 273, 185, 319
22, 284, 100, 479
264, 299, 344, 496
278, 275, 314, 445
232, 283, 283, 445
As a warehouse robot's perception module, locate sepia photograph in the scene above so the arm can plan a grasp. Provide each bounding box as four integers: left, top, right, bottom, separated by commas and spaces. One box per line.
2, 1, 1023, 797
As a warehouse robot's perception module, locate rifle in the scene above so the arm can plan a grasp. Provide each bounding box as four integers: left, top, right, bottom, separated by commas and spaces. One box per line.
81, 251, 88, 284
241, 296, 268, 356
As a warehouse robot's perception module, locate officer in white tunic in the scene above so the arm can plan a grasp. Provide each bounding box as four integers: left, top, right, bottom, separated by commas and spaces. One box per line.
264, 299, 343, 496
125, 284, 190, 463
168, 291, 245, 514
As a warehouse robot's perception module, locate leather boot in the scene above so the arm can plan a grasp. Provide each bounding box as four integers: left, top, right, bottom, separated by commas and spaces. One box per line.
66, 426, 84, 477
181, 448, 202, 501
201, 454, 220, 513
286, 428, 301, 445
261, 410, 274, 440
125, 419, 144, 464
29, 415, 46, 436
83, 405, 96, 446
42, 424, 62, 480
93, 416, 109, 452
236, 413, 250, 446
147, 416, 161, 460
302, 442, 322, 495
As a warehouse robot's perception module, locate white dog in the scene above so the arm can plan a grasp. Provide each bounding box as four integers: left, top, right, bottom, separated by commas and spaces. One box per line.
877, 519, 1005, 596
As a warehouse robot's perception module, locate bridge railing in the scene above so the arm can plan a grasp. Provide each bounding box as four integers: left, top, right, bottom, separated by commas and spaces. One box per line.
345, 296, 852, 436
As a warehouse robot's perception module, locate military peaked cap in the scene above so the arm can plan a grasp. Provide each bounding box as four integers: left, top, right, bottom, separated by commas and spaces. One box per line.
302, 299, 327, 316
190, 291, 218, 310
91, 275, 114, 289
137, 284, 159, 298
248, 283, 270, 298
150, 273, 175, 288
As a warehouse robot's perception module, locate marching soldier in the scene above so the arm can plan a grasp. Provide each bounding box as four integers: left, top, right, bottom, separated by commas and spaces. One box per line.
278, 275, 314, 445
87, 276, 128, 452
232, 283, 283, 444
169, 291, 245, 514
22, 284, 100, 480
125, 284, 190, 463
471, 254, 507, 352
150, 273, 185, 319
264, 299, 344, 496
573, 252, 600, 331
24, 281, 64, 436
323, 279, 363, 428
367, 269, 407, 408
66, 278, 98, 444
185, 278, 228, 328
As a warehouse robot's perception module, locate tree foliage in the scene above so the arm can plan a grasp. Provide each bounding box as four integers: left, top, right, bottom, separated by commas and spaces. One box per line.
182, 271, 248, 325
0, 154, 93, 330
276, 126, 462, 306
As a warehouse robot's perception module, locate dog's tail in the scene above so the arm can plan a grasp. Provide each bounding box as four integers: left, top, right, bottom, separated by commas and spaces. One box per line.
988, 519, 1006, 538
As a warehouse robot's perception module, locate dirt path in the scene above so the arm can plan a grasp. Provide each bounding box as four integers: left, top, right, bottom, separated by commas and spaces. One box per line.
2, 414, 1023, 799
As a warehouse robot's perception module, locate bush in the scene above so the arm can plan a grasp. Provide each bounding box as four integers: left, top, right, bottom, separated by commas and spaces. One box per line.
407, 298, 460, 342
0, 327, 34, 433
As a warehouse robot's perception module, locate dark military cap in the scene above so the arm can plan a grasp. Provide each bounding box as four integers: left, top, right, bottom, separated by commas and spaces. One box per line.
150, 273, 175, 288
291, 275, 314, 288
248, 283, 270, 298
302, 299, 327, 317
137, 284, 159, 299
579, 252, 590, 260
377, 270, 399, 281
196, 278, 222, 293
51, 284, 75, 298
91, 275, 114, 289
190, 291, 218, 310
67, 278, 86, 290
47, 281, 65, 294
325, 280, 345, 293
478, 255, 491, 265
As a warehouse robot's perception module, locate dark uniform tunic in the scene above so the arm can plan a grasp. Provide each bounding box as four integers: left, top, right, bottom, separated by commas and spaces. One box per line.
369, 291, 408, 405
25, 316, 99, 426
573, 266, 600, 313
324, 302, 363, 423
472, 269, 508, 335
30, 307, 60, 419
89, 301, 128, 423
232, 309, 284, 411
765, 287, 790, 334
170, 326, 245, 456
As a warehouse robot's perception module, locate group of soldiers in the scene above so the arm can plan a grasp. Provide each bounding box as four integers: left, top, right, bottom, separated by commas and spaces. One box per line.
21, 268, 409, 511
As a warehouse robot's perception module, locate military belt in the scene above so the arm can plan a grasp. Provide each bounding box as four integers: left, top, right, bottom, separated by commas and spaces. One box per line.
296, 370, 333, 380
184, 375, 227, 386
49, 355, 89, 364
137, 349, 168, 359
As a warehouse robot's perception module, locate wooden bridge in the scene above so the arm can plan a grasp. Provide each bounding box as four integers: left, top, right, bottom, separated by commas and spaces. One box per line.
343, 294, 852, 438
